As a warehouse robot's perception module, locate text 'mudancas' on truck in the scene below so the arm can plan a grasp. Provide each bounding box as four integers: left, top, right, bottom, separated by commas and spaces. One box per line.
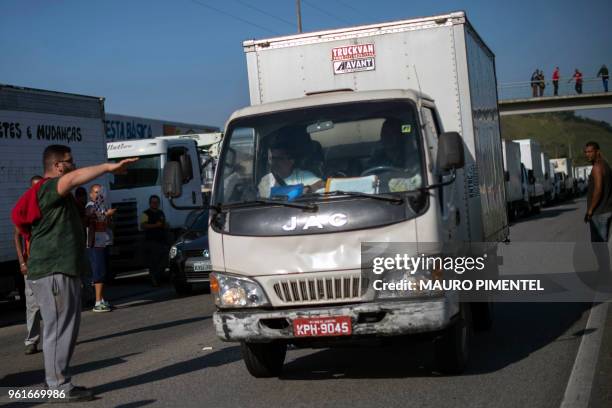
162, 11, 508, 377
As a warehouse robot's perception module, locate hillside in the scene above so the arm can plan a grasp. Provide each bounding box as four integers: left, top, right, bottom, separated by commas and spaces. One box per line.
500, 112, 612, 166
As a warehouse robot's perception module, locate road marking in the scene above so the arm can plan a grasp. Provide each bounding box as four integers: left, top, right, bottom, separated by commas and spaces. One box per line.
560, 300, 610, 408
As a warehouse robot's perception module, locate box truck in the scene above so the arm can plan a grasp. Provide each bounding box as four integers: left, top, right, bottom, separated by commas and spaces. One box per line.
0, 84, 108, 300
164, 11, 508, 376
502, 140, 528, 219
106, 137, 204, 273
551, 157, 575, 198
514, 139, 545, 212
540, 152, 555, 203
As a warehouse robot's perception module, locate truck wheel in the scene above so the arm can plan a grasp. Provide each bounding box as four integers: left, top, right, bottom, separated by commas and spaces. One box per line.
434, 305, 471, 375
173, 281, 193, 296
471, 302, 494, 331
241, 341, 286, 378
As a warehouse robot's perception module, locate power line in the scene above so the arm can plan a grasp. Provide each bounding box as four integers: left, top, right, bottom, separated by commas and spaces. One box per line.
233, 0, 295, 28
190, 0, 280, 35
302, 0, 352, 25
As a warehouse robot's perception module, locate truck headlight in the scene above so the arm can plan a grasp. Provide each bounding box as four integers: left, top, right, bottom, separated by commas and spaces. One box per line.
169, 245, 179, 259
375, 267, 443, 299
210, 272, 270, 308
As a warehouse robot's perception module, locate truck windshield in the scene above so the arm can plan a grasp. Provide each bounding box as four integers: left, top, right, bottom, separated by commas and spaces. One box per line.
214, 100, 423, 205
109, 154, 161, 190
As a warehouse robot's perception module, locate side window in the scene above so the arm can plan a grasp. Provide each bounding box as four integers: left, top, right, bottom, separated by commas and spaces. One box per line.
221, 128, 256, 202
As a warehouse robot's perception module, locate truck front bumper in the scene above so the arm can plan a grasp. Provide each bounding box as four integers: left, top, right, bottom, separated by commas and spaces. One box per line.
213, 297, 455, 342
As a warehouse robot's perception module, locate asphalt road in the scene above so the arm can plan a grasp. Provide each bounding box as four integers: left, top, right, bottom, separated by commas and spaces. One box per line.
0, 197, 609, 408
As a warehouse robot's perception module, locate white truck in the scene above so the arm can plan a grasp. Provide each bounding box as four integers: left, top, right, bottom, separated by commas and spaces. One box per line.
502, 140, 528, 219
164, 11, 508, 376
551, 157, 575, 198
540, 152, 555, 203
0, 84, 108, 300
514, 139, 545, 212
106, 138, 204, 273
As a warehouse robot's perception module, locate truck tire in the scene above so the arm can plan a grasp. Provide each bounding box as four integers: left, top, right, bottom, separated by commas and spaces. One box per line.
471, 301, 494, 331
241, 341, 286, 378
434, 305, 471, 375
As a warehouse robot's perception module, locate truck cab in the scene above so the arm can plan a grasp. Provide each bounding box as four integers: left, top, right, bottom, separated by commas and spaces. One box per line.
107, 138, 203, 273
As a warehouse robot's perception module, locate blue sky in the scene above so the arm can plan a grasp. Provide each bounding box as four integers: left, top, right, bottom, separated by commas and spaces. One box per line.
1, 0, 610, 127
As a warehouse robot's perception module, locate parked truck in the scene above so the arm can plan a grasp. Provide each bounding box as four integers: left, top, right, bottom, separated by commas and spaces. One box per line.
106, 137, 205, 274
540, 152, 555, 204
0, 84, 108, 301
514, 139, 545, 212
502, 140, 528, 219
164, 11, 508, 376
551, 157, 575, 198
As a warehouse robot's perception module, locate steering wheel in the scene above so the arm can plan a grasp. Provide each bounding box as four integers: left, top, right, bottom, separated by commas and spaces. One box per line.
360, 166, 403, 177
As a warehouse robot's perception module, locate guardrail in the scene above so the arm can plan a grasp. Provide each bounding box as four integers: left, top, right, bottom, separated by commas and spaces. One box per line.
498, 77, 608, 100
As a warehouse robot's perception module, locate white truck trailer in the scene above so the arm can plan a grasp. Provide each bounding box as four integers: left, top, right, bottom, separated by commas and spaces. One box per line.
165, 11, 508, 376
540, 152, 555, 203
106, 137, 204, 273
502, 140, 527, 219
514, 139, 545, 212
0, 84, 108, 300
551, 157, 575, 198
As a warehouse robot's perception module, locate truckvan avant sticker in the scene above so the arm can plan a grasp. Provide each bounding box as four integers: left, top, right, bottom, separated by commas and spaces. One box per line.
332, 43, 376, 75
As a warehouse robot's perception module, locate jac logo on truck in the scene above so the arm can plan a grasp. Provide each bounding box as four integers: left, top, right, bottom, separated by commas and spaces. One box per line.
332, 43, 376, 75
282, 213, 348, 231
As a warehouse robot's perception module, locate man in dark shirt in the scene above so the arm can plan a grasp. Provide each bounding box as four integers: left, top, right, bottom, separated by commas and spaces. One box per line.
597, 64, 609, 93
22, 144, 136, 401
141, 195, 168, 286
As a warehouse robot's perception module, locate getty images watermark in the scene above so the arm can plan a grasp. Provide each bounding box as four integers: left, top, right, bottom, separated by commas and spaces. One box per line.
361, 242, 612, 302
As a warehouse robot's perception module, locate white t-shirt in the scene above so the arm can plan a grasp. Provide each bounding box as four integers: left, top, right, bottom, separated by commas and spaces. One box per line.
258, 169, 321, 198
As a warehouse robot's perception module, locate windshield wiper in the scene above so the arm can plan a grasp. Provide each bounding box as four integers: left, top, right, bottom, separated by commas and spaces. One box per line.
217, 199, 318, 212
300, 190, 405, 204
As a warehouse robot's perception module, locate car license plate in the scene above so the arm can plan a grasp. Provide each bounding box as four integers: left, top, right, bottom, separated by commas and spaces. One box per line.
293, 316, 351, 337
192, 261, 211, 272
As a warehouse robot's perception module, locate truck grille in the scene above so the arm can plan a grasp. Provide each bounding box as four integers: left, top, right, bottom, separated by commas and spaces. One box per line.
109, 201, 143, 271
271, 273, 364, 304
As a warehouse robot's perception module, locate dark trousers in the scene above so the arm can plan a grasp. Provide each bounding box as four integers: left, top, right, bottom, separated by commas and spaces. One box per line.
603, 78, 609, 92
143, 240, 168, 282
553, 80, 559, 96
576, 82, 583, 94
590, 212, 612, 276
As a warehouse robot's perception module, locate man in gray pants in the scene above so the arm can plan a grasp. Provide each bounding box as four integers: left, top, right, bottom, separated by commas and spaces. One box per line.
14, 175, 43, 355
18, 145, 136, 402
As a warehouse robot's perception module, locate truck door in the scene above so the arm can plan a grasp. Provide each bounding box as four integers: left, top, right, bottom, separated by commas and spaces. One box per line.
167, 145, 204, 211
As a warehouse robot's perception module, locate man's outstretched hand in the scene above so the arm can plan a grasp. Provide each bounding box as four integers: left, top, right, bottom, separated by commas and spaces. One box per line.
108, 158, 139, 175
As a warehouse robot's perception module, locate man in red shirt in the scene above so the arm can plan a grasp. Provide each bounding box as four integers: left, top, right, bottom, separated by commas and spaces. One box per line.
552, 67, 560, 96
569, 69, 583, 94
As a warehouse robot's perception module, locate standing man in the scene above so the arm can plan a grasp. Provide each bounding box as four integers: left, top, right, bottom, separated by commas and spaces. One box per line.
86, 184, 116, 312
530, 69, 539, 97
569, 69, 583, 94
584, 141, 612, 279
12, 144, 136, 401
552, 67, 560, 96
141, 195, 168, 287
597, 64, 609, 93
13, 175, 43, 355
537, 69, 546, 97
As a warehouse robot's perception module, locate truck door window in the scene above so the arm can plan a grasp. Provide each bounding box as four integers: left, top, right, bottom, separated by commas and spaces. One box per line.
220, 128, 256, 202
109, 154, 161, 190
168, 147, 194, 184
421, 107, 440, 170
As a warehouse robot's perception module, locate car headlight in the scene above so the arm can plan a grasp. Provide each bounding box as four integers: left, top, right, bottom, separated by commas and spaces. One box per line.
375, 267, 443, 299
210, 272, 270, 308
169, 245, 178, 259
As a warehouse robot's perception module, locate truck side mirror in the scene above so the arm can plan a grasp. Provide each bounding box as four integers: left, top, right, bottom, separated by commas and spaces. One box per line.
437, 131, 465, 172
163, 161, 183, 198
504, 171, 510, 182
179, 153, 193, 183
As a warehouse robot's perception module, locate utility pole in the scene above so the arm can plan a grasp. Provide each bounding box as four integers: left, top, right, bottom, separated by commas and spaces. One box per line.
296, 0, 302, 33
